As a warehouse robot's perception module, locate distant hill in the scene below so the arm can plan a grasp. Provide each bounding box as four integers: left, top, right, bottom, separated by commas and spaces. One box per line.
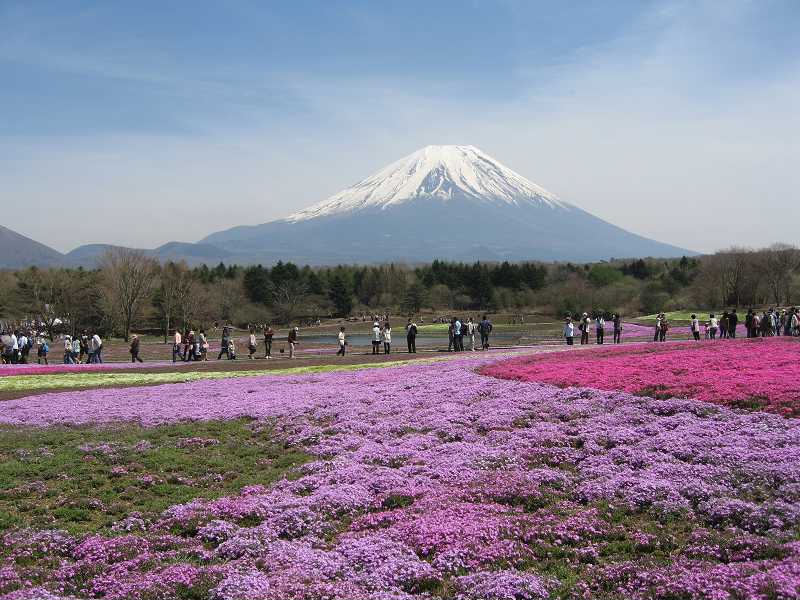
0, 225, 64, 268
5, 145, 695, 268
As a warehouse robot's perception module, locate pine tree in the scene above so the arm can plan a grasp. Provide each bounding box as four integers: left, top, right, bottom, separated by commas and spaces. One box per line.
328, 275, 353, 317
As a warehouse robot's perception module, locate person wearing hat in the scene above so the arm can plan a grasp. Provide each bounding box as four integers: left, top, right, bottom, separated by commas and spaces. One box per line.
579, 313, 590, 345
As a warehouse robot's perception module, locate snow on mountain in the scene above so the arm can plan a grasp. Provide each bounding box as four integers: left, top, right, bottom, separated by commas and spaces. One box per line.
284, 145, 569, 223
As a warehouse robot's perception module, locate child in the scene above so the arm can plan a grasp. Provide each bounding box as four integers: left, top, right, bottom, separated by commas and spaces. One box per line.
228, 338, 237, 360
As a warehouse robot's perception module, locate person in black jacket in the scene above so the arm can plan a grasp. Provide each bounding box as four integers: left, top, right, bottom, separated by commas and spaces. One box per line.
406, 319, 418, 353
728, 309, 738, 339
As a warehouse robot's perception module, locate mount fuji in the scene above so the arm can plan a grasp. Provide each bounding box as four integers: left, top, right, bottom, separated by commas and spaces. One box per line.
201, 145, 692, 263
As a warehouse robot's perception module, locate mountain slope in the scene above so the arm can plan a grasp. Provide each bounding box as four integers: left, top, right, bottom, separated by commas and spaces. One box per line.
202, 145, 693, 262
0, 225, 65, 268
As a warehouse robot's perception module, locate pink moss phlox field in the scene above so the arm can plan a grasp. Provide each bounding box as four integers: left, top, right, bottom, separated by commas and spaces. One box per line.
483, 337, 800, 417
2, 354, 800, 598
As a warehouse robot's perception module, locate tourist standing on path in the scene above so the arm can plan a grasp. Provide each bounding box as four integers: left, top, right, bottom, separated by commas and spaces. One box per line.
372, 321, 381, 355
479, 314, 493, 350
63, 335, 74, 364
337, 326, 346, 356
217, 326, 231, 360
745, 309, 754, 338
454, 317, 463, 352
659, 316, 669, 342
728, 309, 738, 339
467, 317, 477, 351
248, 330, 257, 360
595, 315, 605, 345
563, 317, 575, 345
183, 330, 194, 361
17, 332, 29, 364
80, 332, 90, 364
653, 315, 662, 342
90, 332, 103, 363
382, 322, 392, 354
448, 319, 455, 352
71, 336, 80, 364
288, 326, 299, 359
263, 324, 274, 359
406, 319, 418, 354
719, 312, 729, 339
791, 309, 799, 336
612, 314, 622, 344
173, 329, 184, 362
130, 335, 143, 363
708, 314, 718, 340
690, 314, 701, 341
198, 330, 208, 361
580, 313, 590, 345
36, 336, 49, 365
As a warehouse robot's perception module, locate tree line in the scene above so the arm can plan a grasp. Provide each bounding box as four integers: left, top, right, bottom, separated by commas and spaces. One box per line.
1, 244, 797, 340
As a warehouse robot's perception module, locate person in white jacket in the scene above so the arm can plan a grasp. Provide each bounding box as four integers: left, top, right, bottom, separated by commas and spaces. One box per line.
564, 317, 575, 345
337, 326, 346, 356
372, 322, 381, 355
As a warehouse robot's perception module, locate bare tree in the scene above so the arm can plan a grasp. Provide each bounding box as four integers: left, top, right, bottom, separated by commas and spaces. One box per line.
100, 249, 158, 341
15, 268, 66, 340
155, 261, 194, 342
271, 280, 308, 324
764, 243, 800, 305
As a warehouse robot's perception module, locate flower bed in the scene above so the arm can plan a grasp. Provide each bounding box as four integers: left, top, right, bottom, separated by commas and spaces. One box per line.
482, 337, 800, 417
1, 354, 799, 598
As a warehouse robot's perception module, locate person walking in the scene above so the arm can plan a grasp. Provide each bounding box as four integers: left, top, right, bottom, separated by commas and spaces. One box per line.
454, 317, 463, 352
217, 326, 231, 360
227, 337, 237, 359
130, 335, 143, 363
248, 329, 257, 360
719, 311, 729, 339
745, 309, 754, 338
595, 314, 605, 345
288, 326, 299, 359
263, 324, 274, 359
728, 309, 738, 339
337, 326, 346, 356
71, 336, 81, 364
563, 317, 575, 345
791, 309, 800, 336
653, 315, 662, 342
690, 314, 701, 341
612, 314, 622, 344
173, 329, 184, 362
372, 321, 381, 355
92, 332, 103, 363
479, 314, 493, 350
382, 322, 392, 354
406, 318, 418, 354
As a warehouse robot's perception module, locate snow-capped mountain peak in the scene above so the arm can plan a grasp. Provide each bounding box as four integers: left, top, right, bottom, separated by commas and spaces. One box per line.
284, 145, 568, 222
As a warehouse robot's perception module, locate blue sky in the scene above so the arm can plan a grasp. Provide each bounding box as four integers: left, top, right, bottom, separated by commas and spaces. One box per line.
1, 0, 799, 253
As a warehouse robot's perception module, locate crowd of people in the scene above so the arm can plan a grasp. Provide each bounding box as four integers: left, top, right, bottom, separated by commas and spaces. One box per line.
563, 313, 623, 345
0, 329, 104, 365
